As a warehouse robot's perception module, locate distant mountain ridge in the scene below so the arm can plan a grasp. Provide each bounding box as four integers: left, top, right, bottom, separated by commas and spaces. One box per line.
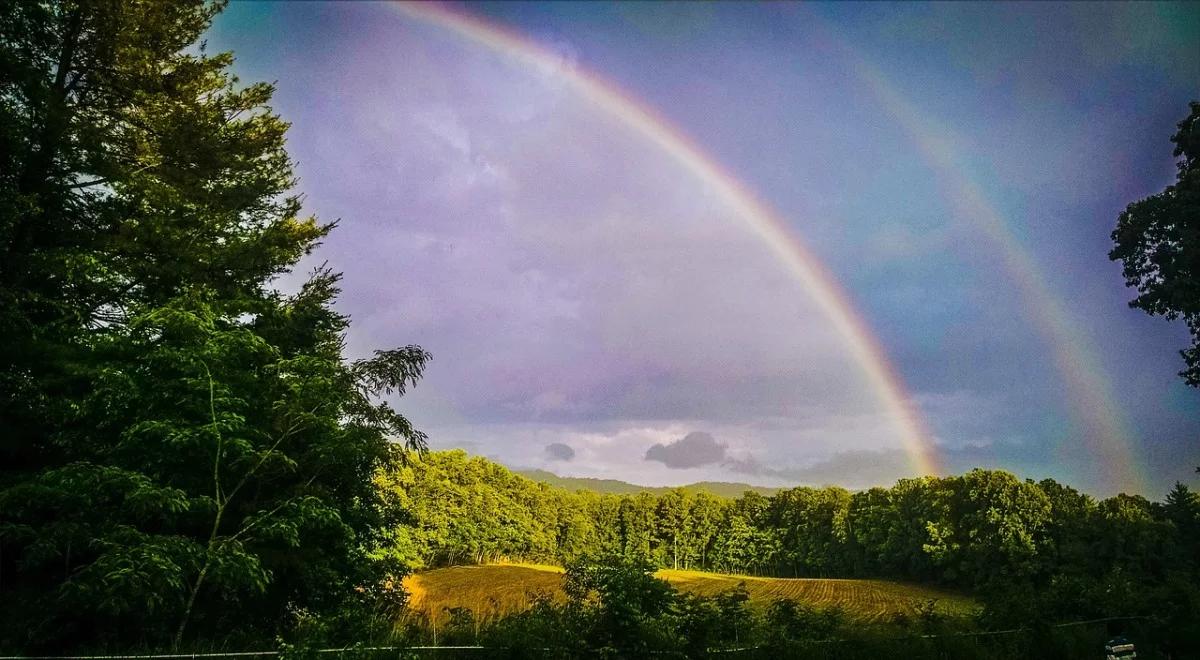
514, 468, 780, 498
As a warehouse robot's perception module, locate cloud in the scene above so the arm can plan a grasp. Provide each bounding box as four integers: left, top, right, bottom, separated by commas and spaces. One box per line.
738, 449, 916, 489
277, 4, 891, 439
210, 0, 1200, 499
545, 442, 576, 461
720, 453, 769, 476
718, 440, 1093, 491
645, 431, 727, 469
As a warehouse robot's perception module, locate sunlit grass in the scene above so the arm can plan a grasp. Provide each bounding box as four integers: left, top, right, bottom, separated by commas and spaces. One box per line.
402, 564, 979, 627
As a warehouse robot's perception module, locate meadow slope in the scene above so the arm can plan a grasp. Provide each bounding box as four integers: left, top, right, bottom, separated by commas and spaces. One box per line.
402, 564, 978, 626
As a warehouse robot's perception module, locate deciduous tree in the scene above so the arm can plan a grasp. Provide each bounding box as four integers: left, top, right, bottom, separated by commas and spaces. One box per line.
1111, 102, 1200, 385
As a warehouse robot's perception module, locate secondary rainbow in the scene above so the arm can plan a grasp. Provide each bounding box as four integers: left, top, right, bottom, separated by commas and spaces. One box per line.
835, 47, 1148, 495
388, 1, 943, 477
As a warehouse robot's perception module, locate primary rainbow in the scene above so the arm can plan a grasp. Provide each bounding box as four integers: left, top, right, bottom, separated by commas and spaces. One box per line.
388, 1, 943, 478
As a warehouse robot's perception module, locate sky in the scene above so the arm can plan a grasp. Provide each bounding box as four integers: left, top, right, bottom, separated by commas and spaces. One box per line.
208, 1, 1200, 497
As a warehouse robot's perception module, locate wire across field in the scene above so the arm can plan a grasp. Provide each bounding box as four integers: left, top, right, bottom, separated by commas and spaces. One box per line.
401, 564, 978, 627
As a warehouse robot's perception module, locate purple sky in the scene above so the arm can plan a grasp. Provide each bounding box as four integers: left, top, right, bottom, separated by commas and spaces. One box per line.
209, 1, 1200, 496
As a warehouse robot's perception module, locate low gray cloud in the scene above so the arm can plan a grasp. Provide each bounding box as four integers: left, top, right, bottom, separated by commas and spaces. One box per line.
545, 442, 576, 461
645, 431, 727, 469
720, 453, 770, 476
720, 440, 1102, 492
741, 449, 916, 489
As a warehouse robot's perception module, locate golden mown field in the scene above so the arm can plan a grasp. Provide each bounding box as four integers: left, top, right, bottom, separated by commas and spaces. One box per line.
401, 564, 978, 627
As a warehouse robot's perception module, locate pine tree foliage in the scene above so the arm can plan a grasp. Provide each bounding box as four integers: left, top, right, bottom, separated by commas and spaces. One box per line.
0, 0, 428, 650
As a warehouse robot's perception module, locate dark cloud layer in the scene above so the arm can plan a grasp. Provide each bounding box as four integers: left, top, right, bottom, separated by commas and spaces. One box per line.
207, 1, 1200, 496
645, 432, 727, 469
545, 442, 576, 461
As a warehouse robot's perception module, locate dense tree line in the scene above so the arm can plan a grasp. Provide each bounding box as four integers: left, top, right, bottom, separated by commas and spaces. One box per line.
380, 451, 1200, 632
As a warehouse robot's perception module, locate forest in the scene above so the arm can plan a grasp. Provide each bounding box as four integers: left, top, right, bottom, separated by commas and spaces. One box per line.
382, 452, 1200, 632
386, 451, 1198, 591
1, 1, 1198, 658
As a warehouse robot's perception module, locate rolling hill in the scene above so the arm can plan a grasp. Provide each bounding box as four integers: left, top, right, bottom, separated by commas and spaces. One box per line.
514, 468, 780, 498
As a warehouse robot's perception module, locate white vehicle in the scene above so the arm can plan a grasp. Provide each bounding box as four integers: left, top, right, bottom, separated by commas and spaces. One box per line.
1104, 636, 1137, 660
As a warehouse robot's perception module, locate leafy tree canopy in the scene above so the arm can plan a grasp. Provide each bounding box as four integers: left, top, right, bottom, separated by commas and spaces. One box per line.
1111, 101, 1200, 385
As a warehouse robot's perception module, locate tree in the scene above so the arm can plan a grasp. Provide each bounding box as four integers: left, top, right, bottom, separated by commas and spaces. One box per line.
0, 0, 428, 650
1110, 101, 1200, 385
688, 493, 723, 570
1035, 479, 1098, 578
619, 493, 658, 564
1163, 482, 1200, 567
562, 555, 676, 653
710, 513, 756, 575
951, 470, 1051, 588
655, 488, 691, 569
847, 487, 893, 575
768, 486, 852, 577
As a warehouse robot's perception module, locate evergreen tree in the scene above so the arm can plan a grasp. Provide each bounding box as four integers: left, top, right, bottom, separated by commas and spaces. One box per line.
0, 0, 428, 650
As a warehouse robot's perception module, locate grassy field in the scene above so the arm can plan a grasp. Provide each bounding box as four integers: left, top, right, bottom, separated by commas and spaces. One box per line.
402, 564, 978, 626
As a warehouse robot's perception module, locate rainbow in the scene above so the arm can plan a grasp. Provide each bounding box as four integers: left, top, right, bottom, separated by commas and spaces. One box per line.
383, 2, 967, 480
833, 45, 1148, 495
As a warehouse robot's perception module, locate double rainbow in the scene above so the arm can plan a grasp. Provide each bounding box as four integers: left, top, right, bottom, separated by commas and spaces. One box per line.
387, 2, 1146, 492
